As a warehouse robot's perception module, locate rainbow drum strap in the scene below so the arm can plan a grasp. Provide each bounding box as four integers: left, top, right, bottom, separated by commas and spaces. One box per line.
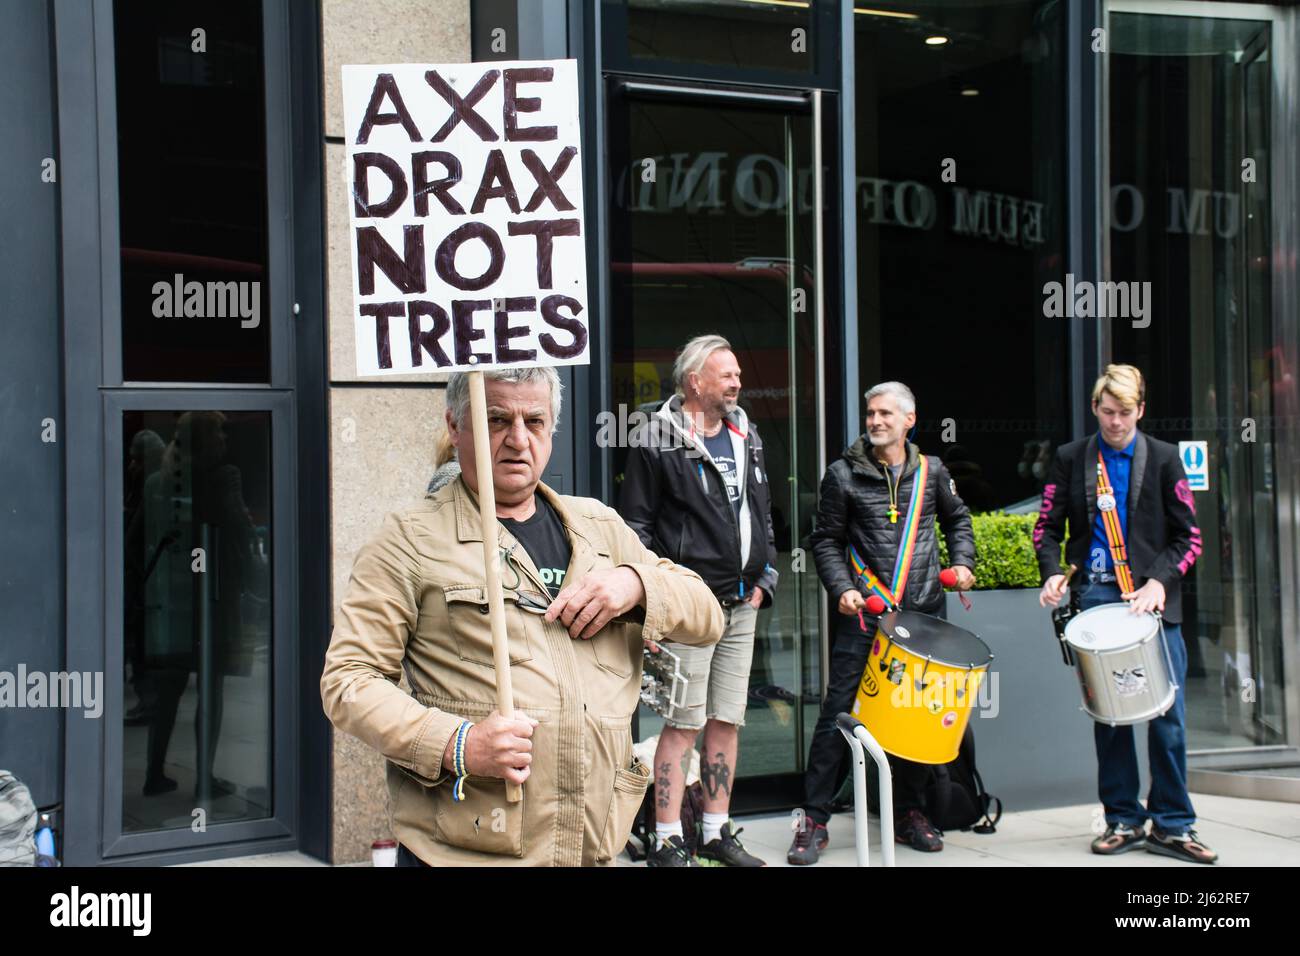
847, 454, 930, 609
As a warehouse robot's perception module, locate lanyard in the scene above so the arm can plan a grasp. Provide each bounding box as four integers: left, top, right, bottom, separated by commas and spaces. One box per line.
1096, 451, 1136, 594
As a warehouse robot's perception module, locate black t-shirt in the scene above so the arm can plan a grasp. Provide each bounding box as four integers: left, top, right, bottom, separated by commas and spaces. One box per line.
501, 494, 572, 598
701, 427, 742, 518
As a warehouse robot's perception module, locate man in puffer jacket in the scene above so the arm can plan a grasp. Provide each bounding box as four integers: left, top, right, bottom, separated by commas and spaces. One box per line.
789, 381, 976, 863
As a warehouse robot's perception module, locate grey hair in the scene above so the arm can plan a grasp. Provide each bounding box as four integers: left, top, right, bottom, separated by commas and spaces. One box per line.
864, 381, 916, 416
673, 334, 732, 398
446, 367, 563, 434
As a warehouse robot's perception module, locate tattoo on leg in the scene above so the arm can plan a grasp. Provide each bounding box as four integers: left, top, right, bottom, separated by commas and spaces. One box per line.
679, 747, 692, 780
656, 761, 673, 810
700, 751, 732, 800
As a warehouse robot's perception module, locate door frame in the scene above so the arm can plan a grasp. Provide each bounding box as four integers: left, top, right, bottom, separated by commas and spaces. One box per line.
55, 0, 328, 864
101, 390, 296, 857
1104, 1, 1300, 776
600, 74, 831, 810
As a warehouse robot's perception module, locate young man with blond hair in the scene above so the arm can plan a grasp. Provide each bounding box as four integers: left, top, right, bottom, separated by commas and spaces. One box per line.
1035, 364, 1216, 864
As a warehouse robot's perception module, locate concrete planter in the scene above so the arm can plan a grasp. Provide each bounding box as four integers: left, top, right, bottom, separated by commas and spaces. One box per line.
945, 588, 1110, 813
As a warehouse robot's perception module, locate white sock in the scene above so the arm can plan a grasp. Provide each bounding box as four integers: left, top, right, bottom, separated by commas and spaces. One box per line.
702, 811, 729, 844
656, 820, 683, 844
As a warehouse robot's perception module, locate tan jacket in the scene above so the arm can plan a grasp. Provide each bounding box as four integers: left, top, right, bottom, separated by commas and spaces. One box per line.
321, 477, 724, 866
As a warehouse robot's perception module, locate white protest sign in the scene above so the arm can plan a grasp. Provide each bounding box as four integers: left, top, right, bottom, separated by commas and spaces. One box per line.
342, 60, 589, 376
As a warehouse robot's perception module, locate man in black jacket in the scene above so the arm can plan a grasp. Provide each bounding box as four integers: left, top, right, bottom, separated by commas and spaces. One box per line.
1035, 364, 1216, 864
619, 334, 778, 867
788, 381, 975, 863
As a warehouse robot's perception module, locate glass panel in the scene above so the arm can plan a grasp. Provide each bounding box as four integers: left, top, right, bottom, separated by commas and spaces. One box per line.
611, 0, 815, 73
1109, 13, 1285, 750
471, 0, 520, 60
854, 1, 1069, 514
114, 0, 270, 383
607, 90, 823, 778
122, 410, 273, 832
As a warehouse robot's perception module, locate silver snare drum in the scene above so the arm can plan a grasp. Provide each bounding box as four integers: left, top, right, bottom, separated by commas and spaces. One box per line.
1062, 603, 1178, 726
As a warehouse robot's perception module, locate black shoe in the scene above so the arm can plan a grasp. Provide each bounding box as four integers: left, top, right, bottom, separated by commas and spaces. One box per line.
647, 834, 700, 867
1147, 827, 1217, 864
1091, 822, 1147, 855
697, 822, 766, 867
143, 774, 177, 796
895, 809, 943, 852
787, 820, 828, 865
124, 704, 155, 726
747, 685, 797, 704
195, 776, 238, 801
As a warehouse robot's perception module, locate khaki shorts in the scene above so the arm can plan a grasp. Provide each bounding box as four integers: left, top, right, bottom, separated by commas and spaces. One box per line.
662, 603, 758, 730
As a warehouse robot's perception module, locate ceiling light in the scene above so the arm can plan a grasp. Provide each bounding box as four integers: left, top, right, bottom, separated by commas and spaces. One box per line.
853, 7, 920, 18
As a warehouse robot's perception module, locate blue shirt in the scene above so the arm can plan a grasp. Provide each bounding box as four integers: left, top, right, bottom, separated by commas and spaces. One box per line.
1091, 435, 1135, 573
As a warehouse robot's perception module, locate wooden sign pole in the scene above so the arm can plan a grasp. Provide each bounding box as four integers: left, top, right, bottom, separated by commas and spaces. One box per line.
467, 371, 523, 803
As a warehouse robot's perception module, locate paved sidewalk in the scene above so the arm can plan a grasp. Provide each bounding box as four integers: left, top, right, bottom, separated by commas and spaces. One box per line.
617, 793, 1300, 867
181, 792, 1298, 866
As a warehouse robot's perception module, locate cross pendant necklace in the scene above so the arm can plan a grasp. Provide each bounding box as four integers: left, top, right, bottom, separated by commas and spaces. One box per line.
888, 505, 899, 524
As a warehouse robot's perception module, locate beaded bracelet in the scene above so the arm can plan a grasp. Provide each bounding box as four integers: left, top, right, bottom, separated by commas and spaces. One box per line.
451, 720, 472, 802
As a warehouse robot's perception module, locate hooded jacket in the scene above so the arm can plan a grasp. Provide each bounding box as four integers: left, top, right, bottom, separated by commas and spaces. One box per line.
617, 395, 779, 608
811, 437, 975, 615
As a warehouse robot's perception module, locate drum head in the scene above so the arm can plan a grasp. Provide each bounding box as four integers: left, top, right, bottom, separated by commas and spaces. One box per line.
1064, 602, 1158, 652
878, 611, 992, 668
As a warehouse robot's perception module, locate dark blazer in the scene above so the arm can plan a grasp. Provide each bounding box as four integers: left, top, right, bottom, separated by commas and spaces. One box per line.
1032, 431, 1201, 624
811, 437, 975, 616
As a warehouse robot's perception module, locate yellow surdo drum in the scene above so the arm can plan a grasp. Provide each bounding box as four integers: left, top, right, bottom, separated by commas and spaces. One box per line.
851, 610, 993, 764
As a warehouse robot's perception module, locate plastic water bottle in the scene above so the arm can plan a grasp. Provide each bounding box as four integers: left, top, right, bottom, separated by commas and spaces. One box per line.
35, 818, 59, 867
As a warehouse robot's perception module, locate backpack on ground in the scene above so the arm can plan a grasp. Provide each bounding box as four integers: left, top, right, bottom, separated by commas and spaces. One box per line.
861, 725, 1001, 834
924, 726, 1001, 833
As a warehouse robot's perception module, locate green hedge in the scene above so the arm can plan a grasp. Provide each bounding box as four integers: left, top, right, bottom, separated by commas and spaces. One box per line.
937, 512, 1058, 590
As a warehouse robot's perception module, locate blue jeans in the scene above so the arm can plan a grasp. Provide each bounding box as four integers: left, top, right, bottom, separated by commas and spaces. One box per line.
1080, 581, 1196, 834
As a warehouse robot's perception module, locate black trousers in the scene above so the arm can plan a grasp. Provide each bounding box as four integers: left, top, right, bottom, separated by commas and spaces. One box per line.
800, 612, 934, 825
397, 843, 430, 867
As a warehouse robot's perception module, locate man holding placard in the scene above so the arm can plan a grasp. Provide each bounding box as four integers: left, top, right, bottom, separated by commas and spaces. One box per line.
321, 61, 722, 866
322, 367, 723, 865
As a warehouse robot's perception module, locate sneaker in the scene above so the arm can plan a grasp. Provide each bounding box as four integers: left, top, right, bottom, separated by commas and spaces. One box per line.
895, 809, 943, 852
1147, 827, 1218, 865
647, 834, 700, 867
787, 820, 829, 865
1091, 822, 1147, 855
697, 821, 766, 867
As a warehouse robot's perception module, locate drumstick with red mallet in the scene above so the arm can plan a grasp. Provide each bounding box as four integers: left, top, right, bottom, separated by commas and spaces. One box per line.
940, 567, 973, 611
857, 595, 889, 632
